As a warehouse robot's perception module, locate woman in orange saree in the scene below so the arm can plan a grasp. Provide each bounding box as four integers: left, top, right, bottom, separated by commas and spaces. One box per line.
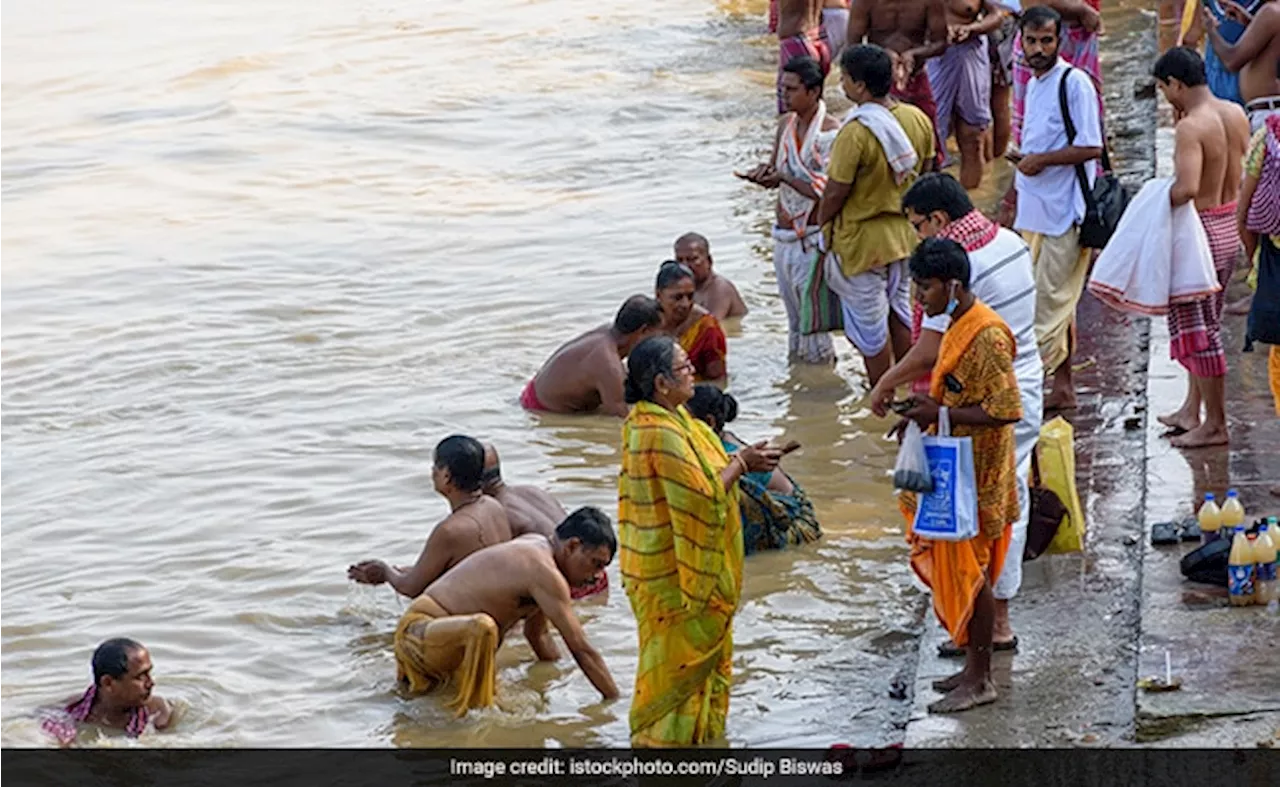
898, 239, 1022, 714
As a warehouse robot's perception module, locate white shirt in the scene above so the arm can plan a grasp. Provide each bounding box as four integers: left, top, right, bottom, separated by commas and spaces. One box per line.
1014, 59, 1102, 237
922, 229, 1044, 402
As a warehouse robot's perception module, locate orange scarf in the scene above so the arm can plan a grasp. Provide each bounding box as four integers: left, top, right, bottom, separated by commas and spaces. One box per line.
929, 300, 1014, 410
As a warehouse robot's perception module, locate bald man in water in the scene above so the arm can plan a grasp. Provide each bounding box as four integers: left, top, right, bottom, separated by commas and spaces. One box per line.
481, 443, 609, 599
522, 295, 663, 417
673, 233, 748, 322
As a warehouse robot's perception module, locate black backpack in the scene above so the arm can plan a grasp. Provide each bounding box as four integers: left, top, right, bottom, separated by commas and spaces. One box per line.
1058, 68, 1128, 249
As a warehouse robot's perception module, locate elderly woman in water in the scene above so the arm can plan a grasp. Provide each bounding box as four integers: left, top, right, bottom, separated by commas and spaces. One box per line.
686, 385, 821, 555
655, 261, 728, 382
617, 335, 779, 747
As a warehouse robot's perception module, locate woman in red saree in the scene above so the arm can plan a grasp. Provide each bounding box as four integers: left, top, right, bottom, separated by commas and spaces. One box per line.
656, 261, 728, 382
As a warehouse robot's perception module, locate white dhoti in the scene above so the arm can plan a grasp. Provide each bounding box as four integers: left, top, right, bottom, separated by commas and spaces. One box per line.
773, 226, 836, 364
823, 255, 913, 356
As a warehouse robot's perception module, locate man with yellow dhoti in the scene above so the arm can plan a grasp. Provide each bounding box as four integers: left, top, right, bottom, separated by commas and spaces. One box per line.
392, 508, 621, 716
617, 335, 782, 746
899, 238, 1022, 714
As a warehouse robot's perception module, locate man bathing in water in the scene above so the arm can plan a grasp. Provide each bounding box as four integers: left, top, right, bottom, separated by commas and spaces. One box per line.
44, 638, 173, 744
927, 0, 1008, 188
481, 443, 609, 598
392, 507, 621, 716
348, 435, 512, 597
673, 233, 748, 322
1154, 47, 1251, 449
521, 295, 663, 417
847, 0, 949, 151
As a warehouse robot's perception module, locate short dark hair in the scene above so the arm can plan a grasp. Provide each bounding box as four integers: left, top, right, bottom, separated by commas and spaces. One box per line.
92, 638, 143, 686
1153, 46, 1207, 87
674, 232, 709, 253
1019, 5, 1063, 36
902, 173, 975, 221
556, 506, 617, 555
624, 335, 677, 405
840, 45, 893, 99
909, 237, 971, 288
613, 295, 662, 335
686, 384, 738, 431
783, 56, 826, 92
655, 260, 695, 291
434, 435, 486, 492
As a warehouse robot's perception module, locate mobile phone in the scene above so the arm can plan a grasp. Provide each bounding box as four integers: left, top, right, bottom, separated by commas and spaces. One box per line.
778, 440, 802, 455
889, 399, 915, 415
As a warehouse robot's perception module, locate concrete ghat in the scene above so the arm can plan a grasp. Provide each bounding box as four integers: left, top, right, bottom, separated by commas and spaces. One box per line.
1135, 97, 1280, 747
904, 2, 1159, 748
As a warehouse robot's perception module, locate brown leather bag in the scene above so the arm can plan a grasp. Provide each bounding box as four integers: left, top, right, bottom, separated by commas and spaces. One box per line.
1024, 448, 1068, 562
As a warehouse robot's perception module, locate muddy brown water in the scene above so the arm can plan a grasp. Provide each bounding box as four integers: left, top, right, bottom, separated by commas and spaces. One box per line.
1, 0, 1154, 748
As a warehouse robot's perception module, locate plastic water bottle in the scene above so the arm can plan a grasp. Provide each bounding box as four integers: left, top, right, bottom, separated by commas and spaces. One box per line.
1255, 523, 1278, 606
1198, 493, 1223, 544
1228, 526, 1256, 607
1220, 489, 1246, 530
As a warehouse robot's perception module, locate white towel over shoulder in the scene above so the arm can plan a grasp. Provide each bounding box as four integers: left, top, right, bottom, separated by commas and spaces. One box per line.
1087, 177, 1220, 316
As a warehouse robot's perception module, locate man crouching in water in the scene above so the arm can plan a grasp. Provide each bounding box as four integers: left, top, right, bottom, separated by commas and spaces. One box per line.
481, 444, 608, 599
43, 638, 173, 744
393, 506, 621, 716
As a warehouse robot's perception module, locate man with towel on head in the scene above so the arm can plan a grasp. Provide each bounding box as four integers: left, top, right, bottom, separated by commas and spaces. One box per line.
739, 56, 841, 364
815, 44, 936, 386
1153, 47, 1251, 449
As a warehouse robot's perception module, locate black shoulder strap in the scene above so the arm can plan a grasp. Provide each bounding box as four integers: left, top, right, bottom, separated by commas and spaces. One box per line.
1057, 67, 1102, 215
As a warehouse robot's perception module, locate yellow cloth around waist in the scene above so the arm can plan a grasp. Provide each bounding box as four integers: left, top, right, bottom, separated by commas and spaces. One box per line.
393, 595, 499, 717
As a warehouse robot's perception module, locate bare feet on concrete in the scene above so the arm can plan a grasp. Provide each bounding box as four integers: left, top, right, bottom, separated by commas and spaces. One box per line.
927, 678, 998, 713
1157, 407, 1200, 435
1170, 423, 1229, 448
932, 670, 966, 692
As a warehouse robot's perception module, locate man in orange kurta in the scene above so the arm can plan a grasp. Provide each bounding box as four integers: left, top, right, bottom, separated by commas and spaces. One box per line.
898, 238, 1022, 714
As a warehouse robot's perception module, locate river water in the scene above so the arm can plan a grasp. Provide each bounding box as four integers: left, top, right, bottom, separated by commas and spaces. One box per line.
1, 0, 1156, 749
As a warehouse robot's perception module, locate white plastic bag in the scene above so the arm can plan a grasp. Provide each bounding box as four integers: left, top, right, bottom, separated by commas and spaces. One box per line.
912, 407, 980, 542
893, 420, 933, 493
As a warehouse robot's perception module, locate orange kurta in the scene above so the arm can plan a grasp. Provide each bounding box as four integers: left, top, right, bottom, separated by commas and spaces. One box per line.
901, 300, 1022, 646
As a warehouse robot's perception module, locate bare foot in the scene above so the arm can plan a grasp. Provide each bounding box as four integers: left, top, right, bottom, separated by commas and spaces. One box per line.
1170, 423, 1229, 448
1157, 410, 1200, 434
928, 678, 998, 713
1043, 390, 1078, 412
932, 670, 966, 692
1226, 295, 1253, 316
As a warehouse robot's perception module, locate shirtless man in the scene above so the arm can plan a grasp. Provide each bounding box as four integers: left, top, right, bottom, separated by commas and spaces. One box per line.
928, 0, 1007, 187
1153, 47, 1252, 449
521, 295, 663, 417
392, 507, 620, 715
1205, 0, 1280, 131
43, 638, 173, 745
348, 435, 513, 597
481, 444, 564, 538
823, 0, 853, 55
673, 233, 748, 322
847, 0, 949, 149
778, 1, 831, 113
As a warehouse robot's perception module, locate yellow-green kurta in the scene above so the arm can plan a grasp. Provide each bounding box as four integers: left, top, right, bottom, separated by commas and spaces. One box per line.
618, 401, 744, 747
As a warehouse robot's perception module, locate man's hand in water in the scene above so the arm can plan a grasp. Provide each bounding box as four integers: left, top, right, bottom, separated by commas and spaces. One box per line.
347, 560, 391, 585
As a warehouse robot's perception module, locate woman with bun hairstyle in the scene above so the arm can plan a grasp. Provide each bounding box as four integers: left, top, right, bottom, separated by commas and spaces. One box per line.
617, 335, 780, 746
686, 385, 822, 555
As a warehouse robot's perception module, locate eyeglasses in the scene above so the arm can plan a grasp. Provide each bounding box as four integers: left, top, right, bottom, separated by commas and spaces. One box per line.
908, 215, 931, 232
671, 360, 695, 376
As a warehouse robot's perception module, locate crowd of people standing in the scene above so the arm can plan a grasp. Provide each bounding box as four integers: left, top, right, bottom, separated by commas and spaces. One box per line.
46, 0, 1279, 751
